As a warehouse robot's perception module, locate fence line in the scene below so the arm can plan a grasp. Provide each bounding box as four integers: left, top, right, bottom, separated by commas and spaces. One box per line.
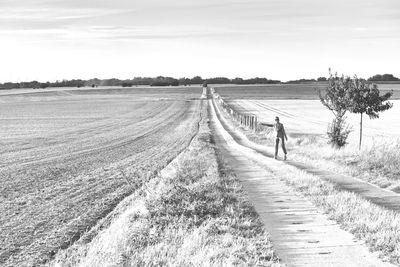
211, 88, 270, 132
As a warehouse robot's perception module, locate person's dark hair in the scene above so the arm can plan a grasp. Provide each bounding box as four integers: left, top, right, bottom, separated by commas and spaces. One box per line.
275, 116, 279, 121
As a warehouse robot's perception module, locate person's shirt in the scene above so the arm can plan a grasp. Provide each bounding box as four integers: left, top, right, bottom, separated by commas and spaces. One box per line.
274, 122, 286, 138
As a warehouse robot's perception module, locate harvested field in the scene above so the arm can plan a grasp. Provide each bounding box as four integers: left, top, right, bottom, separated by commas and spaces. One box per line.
215, 83, 400, 99
0, 87, 202, 266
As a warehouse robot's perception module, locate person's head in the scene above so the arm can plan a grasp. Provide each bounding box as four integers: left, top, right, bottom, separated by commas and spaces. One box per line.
275, 116, 280, 122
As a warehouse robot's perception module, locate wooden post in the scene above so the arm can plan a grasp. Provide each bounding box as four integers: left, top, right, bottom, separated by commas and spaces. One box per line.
359, 113, 363, 150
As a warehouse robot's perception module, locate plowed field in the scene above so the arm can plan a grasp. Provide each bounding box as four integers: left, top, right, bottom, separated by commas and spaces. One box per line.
0, 87, 202, 266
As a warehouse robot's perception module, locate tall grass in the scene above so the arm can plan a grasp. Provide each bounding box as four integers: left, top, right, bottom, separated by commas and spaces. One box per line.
286, 135, 400, 190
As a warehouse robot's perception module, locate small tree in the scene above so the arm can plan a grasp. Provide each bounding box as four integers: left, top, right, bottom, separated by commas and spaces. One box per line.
347, 78, 393, 149
319, 71, 352, 148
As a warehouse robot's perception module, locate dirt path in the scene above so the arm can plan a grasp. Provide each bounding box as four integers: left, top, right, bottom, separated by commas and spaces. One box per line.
209, 99, 394, 267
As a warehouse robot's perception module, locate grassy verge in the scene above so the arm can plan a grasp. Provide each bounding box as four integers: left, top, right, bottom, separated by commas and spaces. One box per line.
52, 105, 281, 267
288, 136, 400, 191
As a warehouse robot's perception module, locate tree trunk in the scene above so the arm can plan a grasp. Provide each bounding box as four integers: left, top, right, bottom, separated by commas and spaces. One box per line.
359, 113, 363, 150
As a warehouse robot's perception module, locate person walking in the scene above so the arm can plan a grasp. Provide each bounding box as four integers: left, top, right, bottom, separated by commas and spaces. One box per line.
261, 116, 288, 160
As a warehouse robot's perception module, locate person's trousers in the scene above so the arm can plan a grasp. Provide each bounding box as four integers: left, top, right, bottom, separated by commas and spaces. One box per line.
275, 137, 287, 156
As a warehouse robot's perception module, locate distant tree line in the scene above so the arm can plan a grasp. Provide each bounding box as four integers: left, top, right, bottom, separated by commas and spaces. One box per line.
0, 80, 87, 90
368, 74, 400, 82
0, 76, 281, 89
286, 74, 400, 84
286, 77, 327, 84
1, 74, 398, 90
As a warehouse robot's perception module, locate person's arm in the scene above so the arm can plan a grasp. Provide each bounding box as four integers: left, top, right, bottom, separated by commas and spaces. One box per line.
283, 126, 288, 140
260, 122, 274, 127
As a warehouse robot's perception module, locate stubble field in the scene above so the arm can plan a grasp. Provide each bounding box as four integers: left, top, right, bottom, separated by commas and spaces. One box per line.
214, 83, 400, 100
0, 86, 202, 266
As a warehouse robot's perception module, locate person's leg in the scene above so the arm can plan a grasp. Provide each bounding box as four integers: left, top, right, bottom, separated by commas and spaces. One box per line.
275, 137, 279, 159
281, 137, 287, 160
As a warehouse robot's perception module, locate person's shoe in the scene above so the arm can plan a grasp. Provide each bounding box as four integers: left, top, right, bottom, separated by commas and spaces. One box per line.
274, 155, 278, 160
284, 154, 287, 161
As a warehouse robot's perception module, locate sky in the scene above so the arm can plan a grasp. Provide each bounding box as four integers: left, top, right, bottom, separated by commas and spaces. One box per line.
0, 0, 399, 82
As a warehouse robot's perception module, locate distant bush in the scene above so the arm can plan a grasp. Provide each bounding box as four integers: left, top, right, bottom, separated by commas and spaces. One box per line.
121, 82, 133, 87
150, 81, 179, 86
286, 78, 317, 84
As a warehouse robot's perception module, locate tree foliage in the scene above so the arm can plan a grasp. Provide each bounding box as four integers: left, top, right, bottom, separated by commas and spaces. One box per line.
347, 77, 393, 148
319, 72, 352, 118
348, 79, 393, 119
319, 72, 353, 148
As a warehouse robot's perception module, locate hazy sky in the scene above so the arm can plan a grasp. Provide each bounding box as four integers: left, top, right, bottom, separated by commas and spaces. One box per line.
1, 0, 399, 82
